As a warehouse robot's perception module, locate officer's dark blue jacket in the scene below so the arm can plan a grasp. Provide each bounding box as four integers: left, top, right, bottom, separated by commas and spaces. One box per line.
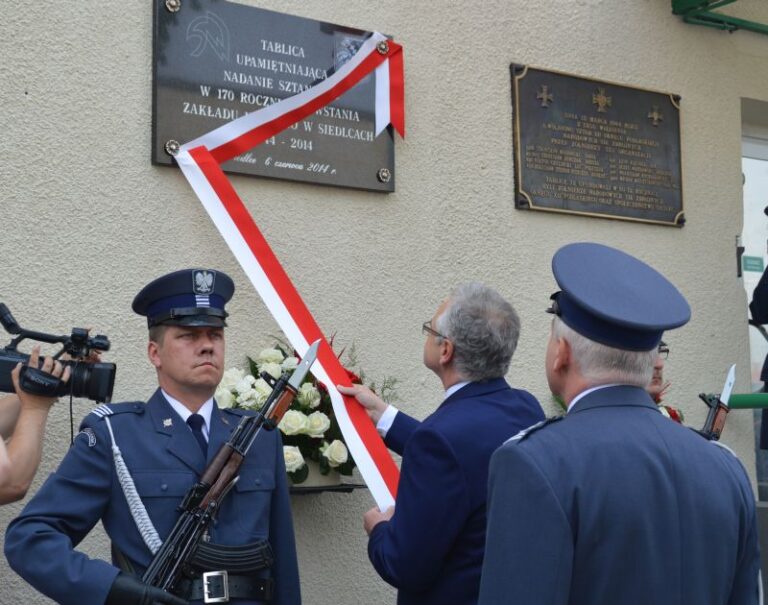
5, 389, 300, 605
479, 385, 761, 605
367, 378, 544, 605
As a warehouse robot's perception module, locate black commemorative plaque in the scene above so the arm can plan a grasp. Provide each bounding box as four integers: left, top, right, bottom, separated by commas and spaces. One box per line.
511, 65, 683, 226
153, 0, 395, 192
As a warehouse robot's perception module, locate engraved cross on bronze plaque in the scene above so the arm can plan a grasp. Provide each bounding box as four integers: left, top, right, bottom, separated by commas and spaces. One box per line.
536, 85, 554, 108
592, 88, 612, 113
647, 106, 664, 127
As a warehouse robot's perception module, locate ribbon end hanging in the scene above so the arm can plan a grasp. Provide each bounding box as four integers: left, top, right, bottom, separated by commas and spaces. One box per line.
374, 61, 391, 137
374, 42, 405, 139
388, 43, 405, 138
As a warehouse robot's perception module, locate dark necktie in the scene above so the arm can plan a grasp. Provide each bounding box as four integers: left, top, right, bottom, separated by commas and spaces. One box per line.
187, 413, 208, 457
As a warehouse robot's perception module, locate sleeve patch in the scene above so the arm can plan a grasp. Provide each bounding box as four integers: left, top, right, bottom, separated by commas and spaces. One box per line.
77, 427, 97, 447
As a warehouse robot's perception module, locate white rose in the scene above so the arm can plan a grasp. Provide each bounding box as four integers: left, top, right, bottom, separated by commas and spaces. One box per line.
305, 411, 331, 438
279, 410, 309, 435
281, 356, 299, 371
215, 388, 235, 409
234, 374, 256, 395
322, 439, 348, 468
252, 378, 274, 406
283, 446, 306, 473
236, 388, 257, 408
257, 348, 284, 365
296, 383, 321, 409
219, 367, 245, 392
259, 362, 283, 380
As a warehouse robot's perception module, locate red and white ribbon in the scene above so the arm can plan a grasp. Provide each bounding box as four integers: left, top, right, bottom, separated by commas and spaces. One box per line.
182, 32, 403, 163
176, 31, 404, 508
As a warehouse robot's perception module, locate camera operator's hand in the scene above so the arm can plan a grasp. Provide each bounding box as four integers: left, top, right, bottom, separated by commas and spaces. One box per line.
0, 347, 71, 504
11, 346, 70, 411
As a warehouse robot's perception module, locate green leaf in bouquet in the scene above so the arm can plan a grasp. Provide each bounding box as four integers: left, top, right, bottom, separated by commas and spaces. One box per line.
246, 356, 260, 378
288, 464, 309, 484
282, 434, 302, 448
318, 456, 331, 475
324, 423, 343, 443
295, 436, 315, 460
336, 458, 355, 476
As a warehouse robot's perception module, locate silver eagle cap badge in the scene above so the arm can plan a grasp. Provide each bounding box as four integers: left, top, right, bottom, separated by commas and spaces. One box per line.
193, 270, 215, 294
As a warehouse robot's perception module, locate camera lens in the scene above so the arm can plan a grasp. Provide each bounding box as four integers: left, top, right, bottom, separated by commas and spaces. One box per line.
57, 361, 116, 403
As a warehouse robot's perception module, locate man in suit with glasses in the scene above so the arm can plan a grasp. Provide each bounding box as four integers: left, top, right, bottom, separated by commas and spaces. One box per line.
339, 281, 544, 605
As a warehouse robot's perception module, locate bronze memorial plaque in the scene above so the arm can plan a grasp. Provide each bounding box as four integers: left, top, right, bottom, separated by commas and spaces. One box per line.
511, 65, 683, 226
153, 0, 395, 192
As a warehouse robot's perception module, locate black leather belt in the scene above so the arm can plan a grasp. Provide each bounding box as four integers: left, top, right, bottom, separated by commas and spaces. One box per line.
176, 572, 274, 603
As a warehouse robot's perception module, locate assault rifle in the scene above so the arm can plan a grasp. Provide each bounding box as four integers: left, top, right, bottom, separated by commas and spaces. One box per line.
141, 340, 320, 596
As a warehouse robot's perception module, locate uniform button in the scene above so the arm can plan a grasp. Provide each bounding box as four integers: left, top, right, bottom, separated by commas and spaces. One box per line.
161, 483, 168, 491
254, 478, 261, 485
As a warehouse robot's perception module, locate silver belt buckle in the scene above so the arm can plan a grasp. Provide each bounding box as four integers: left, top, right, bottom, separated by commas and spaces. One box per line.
203, 570, 229, 603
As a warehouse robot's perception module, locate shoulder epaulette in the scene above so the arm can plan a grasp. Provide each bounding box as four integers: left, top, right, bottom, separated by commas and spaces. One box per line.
710, 439, 739, 458
505, 416, 564, 444
689, 429, 742, 458
87, 402, 145, 420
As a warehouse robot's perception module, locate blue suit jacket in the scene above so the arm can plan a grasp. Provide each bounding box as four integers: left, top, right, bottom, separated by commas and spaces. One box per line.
368, 378, 544, 605
5, 389, 300, 605
479, 385, 761, 605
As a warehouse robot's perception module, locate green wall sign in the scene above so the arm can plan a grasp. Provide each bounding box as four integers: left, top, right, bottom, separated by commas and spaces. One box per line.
743, 255, 765, 273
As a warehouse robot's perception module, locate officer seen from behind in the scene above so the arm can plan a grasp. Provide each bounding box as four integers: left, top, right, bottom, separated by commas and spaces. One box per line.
479, 243, 761, 604
5, 269, 300, 605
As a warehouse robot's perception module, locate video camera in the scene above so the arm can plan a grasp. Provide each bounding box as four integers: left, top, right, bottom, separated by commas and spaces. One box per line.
0, 303, 116, 402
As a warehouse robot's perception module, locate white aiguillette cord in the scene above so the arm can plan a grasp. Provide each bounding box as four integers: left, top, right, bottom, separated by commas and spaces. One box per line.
101, 414, 162, 554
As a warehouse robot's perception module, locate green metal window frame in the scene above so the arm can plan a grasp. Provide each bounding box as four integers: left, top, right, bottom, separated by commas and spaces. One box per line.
672, 0, 768, 35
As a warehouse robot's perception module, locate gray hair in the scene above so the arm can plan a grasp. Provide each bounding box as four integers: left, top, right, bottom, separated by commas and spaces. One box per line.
434, 282, 520, 381
552, 317, 656, 387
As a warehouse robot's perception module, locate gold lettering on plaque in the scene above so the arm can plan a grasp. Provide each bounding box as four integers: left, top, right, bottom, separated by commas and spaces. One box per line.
592, 88, 612, 113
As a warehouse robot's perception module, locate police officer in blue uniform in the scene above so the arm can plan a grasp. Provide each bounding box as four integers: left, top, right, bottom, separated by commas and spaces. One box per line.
5, 269, 300, 605
478, 243, 761, 605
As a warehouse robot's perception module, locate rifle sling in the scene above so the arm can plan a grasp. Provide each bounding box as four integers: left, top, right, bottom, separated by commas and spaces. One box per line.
190, 540, 274, 573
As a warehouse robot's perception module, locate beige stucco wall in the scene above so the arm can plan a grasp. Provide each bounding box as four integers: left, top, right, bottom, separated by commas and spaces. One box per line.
2, 1, 768, 603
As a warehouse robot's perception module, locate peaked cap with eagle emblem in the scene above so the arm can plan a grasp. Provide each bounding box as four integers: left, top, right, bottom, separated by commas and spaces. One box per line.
132, 268, 235, 328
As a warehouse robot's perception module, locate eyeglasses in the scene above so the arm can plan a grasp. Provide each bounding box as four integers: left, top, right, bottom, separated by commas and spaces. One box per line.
657, 343, 669, 359
422, 320, 447, 340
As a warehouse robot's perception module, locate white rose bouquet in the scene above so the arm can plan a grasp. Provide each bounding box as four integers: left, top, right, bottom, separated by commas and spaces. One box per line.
216, 340, 381, 484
